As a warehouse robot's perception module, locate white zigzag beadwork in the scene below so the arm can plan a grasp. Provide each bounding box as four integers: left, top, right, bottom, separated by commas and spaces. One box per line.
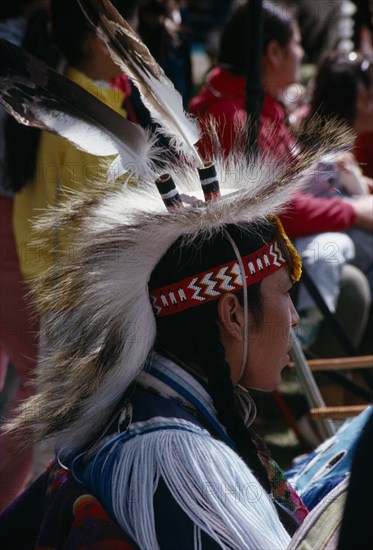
150, 240, 286, 317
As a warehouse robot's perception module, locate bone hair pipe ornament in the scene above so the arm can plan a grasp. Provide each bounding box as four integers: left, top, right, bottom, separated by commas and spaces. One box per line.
155, 173, 184, 211
198, 162, 221, 201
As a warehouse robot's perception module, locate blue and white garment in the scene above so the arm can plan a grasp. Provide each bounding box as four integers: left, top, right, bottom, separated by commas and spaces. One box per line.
286, 406, 373, 510
59, 353, 291, 550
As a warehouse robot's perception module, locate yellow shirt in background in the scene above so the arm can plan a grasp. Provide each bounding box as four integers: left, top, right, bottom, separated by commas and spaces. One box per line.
13, 67, 126, 283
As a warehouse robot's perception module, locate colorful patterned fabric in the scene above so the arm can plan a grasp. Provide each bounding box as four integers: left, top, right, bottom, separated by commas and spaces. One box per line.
288, 478, 348, 550
0, 461, 137, 550
253, 433, 309, 524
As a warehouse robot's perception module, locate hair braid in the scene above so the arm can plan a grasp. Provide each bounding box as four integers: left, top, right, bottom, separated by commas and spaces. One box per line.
193, 318, 271, 493
156, 297, 271, 493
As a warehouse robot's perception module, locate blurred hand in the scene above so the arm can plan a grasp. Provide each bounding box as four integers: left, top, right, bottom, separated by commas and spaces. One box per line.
336, 153, 369, 195
346, 195, 373, 231
366, 177, 373, 194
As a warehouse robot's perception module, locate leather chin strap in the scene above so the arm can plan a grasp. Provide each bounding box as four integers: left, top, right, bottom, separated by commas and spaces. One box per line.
222, 228, 248, 382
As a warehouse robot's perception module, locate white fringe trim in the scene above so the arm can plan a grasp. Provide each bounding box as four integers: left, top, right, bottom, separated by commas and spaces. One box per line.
109, 423, 291, 549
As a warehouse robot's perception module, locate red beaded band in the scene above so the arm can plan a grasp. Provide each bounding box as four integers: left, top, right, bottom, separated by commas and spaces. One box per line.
150, 239, 286, 317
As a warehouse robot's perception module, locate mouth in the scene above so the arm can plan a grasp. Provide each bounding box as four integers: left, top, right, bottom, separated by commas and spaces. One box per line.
285, 345, 292, 363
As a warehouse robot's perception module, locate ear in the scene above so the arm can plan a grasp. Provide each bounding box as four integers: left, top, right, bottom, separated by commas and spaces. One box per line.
265, 39, 284, 68
216, 293, 244, 341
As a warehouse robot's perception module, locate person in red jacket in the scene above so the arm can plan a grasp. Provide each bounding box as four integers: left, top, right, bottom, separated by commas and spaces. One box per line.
189, 0, 372, 354
189, 3, 372, 238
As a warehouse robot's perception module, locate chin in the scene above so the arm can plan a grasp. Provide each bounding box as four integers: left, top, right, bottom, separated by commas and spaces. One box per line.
249, 378, 282, 393
240, 363, 285, 392
268, 379, 282, 392
268, 368, 285, 391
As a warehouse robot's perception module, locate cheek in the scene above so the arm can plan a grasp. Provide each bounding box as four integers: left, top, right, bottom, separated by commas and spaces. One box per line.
244, 331, 285, 390
247, 292, 293, 353
248, 315, 288, 358
265, 320, 289, 350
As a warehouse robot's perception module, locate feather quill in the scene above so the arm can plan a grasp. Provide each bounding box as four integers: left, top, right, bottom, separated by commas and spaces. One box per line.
77, 0, 203, 166
0, 38, 158, 181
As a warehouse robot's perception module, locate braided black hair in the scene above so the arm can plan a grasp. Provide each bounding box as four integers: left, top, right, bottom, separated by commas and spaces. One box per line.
192, 308, 271, 493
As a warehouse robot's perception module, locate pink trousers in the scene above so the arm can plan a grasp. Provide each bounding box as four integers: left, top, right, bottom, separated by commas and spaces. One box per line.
0, 195, 39, 512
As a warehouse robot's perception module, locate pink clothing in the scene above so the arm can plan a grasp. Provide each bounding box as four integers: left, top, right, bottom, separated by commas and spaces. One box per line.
189, 67, 356, 238
0, 195, 39, 512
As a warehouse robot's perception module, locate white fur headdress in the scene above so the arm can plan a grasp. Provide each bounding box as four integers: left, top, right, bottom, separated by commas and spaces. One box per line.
0, 0, 354, 450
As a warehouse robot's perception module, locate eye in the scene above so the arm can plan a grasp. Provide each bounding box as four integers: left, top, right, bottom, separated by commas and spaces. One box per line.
285, 285, 293, 297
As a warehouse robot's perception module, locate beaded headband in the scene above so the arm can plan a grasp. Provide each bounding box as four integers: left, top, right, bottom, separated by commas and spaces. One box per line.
150, 239, 286, 317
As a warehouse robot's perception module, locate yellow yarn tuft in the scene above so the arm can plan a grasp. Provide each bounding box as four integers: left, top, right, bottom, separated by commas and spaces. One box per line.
272, 216, 302, 283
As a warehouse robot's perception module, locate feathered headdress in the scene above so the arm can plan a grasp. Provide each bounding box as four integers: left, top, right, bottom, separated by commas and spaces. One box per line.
0, 0, 354, 450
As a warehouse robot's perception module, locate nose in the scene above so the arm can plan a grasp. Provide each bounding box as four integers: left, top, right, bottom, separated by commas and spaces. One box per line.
290, 298, 300, 328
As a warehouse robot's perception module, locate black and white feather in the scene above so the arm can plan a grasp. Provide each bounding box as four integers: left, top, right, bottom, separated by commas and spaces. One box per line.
77, 0, 203, 166
0, 37, 159, 182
